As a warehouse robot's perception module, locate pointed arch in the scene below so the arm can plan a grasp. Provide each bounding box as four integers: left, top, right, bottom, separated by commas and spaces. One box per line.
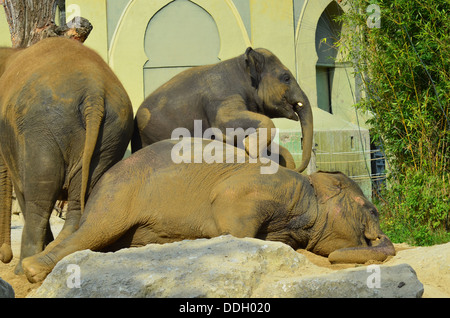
143, 0, 220, 96
295, 0, 338, 109
109, 0, 250, 110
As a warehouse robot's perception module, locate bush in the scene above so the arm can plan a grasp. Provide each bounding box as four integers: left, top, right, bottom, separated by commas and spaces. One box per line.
338, 0, 449, 245
376, 170, 450, 245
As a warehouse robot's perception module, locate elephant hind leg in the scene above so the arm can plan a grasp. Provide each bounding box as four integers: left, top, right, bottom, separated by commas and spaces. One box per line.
15, 150, 65, 274
44, 178, 83, 252
16, 197, 60, 274
42, 199, 80, 252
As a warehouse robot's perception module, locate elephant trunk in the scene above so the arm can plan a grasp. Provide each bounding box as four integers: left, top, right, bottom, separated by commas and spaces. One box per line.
294, 95, 313, 173
328, 233, 396, 264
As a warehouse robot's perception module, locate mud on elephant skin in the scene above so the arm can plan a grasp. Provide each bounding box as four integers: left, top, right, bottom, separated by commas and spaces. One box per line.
22, 139, 395, 283
132, 47, 313, 172
0, 37, 134, 273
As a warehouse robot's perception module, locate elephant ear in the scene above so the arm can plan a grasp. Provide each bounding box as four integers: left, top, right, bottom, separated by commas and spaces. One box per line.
308, 171, 347, 204
245, 47, 265, 89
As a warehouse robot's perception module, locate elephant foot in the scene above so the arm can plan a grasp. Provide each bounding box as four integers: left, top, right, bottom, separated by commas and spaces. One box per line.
22, 255, 54, 283
0, 243, 13, 263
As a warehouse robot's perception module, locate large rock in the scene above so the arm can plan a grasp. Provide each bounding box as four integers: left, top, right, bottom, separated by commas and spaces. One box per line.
0, 277, 15, 298
29, 235, 423, 298
385, 242, 450, 297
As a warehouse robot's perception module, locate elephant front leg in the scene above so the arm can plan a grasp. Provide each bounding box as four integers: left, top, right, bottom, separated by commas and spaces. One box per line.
276, 145, 296, 169
0, 160, 13, 264
257, 141, 296, 169
211, 96, 277, 159
243, 125, 276, 160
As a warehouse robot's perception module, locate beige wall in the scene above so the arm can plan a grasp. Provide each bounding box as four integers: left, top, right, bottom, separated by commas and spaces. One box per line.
250, 0, 296, 73
0, 9, 11, 47
66, 0, 108, 62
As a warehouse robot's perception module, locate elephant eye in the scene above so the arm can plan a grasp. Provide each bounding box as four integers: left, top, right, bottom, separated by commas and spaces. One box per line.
280, 73, 290, 84
369, 209, 378, 217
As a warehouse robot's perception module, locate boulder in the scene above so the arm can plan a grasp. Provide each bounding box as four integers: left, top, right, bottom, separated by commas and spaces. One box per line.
0, 277, 15, 298
256, 263, 423, 298
29, 235, 423, 298
385, 242, 450, 297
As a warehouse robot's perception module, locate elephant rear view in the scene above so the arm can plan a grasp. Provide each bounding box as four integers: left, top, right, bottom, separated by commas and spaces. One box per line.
0, 37, 134, 273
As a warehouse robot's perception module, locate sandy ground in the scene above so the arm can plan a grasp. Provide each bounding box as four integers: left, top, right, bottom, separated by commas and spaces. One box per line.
1, 213, 449, 298
0, 214, 66, 298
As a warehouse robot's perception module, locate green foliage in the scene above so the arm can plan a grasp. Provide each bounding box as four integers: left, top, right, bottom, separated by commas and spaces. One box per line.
377, 169, 450, 245
338, 0, 449, 245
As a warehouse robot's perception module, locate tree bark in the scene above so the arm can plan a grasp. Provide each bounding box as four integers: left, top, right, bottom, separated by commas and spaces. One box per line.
2, 0, 92, 48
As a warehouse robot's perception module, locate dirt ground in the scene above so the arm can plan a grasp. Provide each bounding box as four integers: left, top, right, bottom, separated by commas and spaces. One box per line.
1, 213, 449, 298
0, 214, 66, 298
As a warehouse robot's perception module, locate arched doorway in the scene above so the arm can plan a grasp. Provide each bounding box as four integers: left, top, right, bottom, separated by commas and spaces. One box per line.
315, 1, 344, 113
294, 0, 344, 110
143, 0, 220, 96
109, 0, 250, 111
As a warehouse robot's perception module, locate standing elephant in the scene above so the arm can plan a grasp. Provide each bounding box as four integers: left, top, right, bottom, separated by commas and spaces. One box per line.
23, 139, 395, 283
132, 47, 313, 172
0, 47, 18, 76
0, 37, 134, 273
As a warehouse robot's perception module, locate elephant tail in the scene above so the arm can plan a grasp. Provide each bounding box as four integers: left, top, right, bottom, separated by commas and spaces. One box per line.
0, 161, 13, 264
80, 94, 105, 213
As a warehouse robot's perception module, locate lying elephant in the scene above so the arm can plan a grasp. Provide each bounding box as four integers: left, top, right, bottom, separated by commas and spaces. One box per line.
23, 138, 395, 283
132, 47, 313, 172
0, 37, 134, 273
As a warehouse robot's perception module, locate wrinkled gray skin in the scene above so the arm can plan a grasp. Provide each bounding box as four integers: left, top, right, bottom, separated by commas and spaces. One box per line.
23, 139, 395, 283
0, 37, 134, 274
132, 47, 313, 172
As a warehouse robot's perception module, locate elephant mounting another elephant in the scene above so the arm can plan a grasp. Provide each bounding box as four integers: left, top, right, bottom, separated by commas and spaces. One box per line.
23, 139, 396, 284
0, 37, 134, 274
132, 47, 313, 173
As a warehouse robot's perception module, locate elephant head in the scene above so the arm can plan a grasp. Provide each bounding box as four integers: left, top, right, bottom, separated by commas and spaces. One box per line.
305, 171, 396, 263
245, 48, 313, 173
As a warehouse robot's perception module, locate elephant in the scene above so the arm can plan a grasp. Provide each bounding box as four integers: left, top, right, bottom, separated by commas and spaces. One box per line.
132, 47, 313, 172
0, 47, 19, 77
22, 138, 395, 283
0, 37, 134, 273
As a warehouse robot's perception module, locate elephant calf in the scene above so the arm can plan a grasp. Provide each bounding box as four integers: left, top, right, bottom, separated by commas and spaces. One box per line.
132, 47, 313, 172
23, 138, 395, 283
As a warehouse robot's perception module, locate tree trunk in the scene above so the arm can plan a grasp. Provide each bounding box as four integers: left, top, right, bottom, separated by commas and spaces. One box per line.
2, 0, 92, 48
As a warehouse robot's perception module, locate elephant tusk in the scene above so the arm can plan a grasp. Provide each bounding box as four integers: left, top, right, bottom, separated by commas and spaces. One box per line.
297, 102, 303, 107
